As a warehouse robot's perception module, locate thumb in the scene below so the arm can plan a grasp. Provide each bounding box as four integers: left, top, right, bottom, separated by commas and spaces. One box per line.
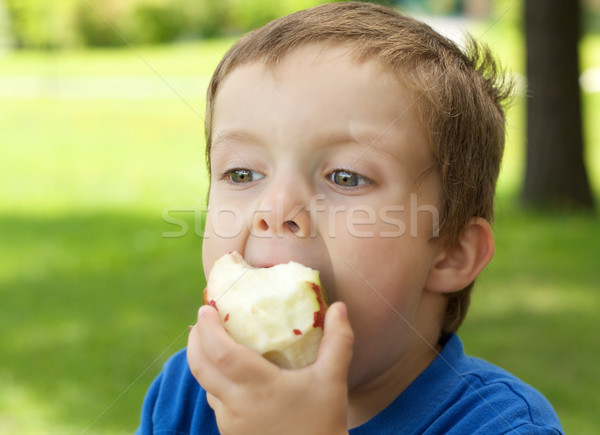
316, 302, 354, 380
196, 303, 221, 329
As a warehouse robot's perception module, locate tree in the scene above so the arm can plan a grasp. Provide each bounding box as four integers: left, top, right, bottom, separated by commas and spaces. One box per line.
522, 0, 595, 209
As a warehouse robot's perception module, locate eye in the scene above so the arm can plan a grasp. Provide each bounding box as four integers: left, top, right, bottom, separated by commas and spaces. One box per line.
328, 169, 371, 188
223, 168, 265, 184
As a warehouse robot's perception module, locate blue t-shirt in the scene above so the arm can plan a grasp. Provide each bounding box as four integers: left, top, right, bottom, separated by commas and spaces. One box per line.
136, 334, 563, 434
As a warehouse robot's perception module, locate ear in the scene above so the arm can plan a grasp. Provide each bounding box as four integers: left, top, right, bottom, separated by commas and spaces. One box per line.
425, 217, 495, 293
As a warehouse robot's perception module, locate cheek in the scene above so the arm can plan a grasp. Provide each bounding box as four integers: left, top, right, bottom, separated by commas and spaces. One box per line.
327, 228, 434, 332
202, 203, 248, 280
408, 199, 441, 240
343, 282, 419, 388
204, 202, 246, 240
334, 245, 424, 314
322, 201, 433, 295
332, 243, 429, 388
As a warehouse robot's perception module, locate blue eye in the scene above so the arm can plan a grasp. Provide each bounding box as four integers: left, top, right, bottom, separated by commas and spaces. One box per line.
225, 169, 265, 183
329, 170, 370, 188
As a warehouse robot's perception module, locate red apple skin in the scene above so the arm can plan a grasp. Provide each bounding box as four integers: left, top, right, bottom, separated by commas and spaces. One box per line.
203, 288, 219, 311
310, 282, 327, 329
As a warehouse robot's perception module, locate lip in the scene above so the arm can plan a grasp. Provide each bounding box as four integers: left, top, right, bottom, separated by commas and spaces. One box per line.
256, 263, 276, 268
243, 248, 311, 270
248, 259, 302, 269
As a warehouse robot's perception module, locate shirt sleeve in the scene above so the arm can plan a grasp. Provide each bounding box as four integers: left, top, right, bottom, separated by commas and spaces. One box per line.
135, 370, 163, 434
134, 348, 220, 434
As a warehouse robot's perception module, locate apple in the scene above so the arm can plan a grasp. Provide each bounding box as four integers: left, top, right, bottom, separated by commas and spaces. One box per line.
204, 251, 328, 369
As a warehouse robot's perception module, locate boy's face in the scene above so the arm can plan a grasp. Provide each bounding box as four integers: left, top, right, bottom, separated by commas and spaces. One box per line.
203, 45, 444, 388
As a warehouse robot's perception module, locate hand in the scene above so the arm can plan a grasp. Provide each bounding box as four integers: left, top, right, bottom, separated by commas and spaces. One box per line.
187, 301, 354, 435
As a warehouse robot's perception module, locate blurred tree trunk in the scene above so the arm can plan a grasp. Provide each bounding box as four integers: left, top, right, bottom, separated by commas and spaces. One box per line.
523, 0, 595, 209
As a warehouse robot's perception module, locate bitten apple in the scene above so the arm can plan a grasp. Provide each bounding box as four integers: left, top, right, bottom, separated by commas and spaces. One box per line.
204, 251, 328, 369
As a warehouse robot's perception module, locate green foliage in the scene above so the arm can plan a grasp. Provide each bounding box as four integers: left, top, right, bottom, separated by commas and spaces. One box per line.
5, 0, 80, 49
179, 0, 230, 39
130, 3, 184, 44
75, 0, 131, 47
228, 0, 284, 31
3, 0, 334, 49
227, 0, 333, 32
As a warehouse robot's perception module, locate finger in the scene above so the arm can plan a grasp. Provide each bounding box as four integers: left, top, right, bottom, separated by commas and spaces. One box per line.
195, 305, 279, 384
187, 306, 236, 397
316, 302, 354, 382
206, 391, 221, 413
206, 392, 230, 435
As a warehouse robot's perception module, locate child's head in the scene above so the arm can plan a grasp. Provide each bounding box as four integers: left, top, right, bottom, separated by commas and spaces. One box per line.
202, 1, 511, 348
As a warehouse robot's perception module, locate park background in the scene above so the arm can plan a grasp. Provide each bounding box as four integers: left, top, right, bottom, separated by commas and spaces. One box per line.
1, 0, 599, 433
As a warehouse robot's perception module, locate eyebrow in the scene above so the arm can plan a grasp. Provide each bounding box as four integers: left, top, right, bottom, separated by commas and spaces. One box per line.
211, 128, 368, 155
211, 126, 410, 166
209, 130, 264, 171
348, 127, 409, 164
211, 129, 263, 151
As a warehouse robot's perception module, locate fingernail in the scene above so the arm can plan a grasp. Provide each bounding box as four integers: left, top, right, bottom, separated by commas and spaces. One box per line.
188, 324, 194, 334
198, 304, 212, 319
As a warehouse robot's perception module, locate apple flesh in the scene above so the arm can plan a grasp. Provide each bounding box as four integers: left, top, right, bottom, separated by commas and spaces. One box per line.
204, 251, 328, 369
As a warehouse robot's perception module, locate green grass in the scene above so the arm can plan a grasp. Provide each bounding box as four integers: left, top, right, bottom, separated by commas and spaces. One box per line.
0, 213, 203, 434
461, 199, 600, 434
1, 42, 216, 433
0, 98, 208, 215
0, 39, 237, 77
1, 21, 599, 434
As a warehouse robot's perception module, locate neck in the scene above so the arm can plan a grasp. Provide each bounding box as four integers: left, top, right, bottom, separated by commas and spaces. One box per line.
346, 330, 442, 429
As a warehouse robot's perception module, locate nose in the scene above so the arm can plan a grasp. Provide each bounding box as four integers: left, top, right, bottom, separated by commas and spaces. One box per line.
251, 173, 313, 238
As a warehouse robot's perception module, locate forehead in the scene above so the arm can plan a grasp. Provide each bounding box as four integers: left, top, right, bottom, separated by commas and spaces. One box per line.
214, 43, 411, 128
211, 44, 432, 172
218, 43, 394, 100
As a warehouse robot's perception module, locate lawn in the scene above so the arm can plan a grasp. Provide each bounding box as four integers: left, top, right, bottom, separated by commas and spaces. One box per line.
1, 19, 599, 435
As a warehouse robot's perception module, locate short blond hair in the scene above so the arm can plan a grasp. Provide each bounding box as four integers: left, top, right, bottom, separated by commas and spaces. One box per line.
204, 1, 512, 335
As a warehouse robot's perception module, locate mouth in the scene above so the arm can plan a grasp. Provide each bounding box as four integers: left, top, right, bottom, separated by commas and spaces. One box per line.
247, 257, 315, 271
258, 263, 276, 269
242, 242, 335, 299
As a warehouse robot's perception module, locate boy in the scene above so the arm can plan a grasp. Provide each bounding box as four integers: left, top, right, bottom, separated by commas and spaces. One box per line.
137, 2, 563, 433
